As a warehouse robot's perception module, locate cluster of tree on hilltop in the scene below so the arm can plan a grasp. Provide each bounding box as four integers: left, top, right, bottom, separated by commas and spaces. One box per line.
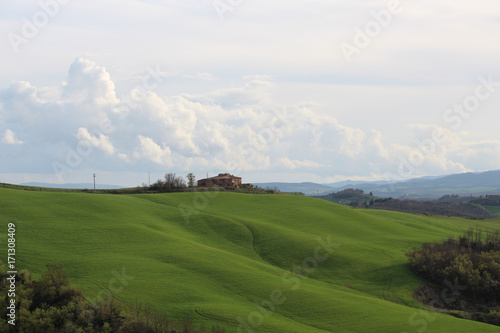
0, 264, 227, 333
149, 173, 190, 192
407, 229, 500, 326
323, 188, 374, 203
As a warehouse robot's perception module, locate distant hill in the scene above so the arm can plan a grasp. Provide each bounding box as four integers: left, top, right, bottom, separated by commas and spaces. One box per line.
20, 182, 125, 190
355, 170, 500, 198
258, 170, 500, 198
319, 188, 375, 205
321, 179, 399, 188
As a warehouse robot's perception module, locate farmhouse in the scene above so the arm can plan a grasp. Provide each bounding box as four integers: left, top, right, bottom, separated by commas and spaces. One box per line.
197, 173, 253, 188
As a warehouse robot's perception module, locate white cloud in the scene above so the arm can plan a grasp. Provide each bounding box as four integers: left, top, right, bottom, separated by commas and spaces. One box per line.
133, 135, 173, 167
277, 157, 326, 170
2, 129, 23, 145
183, 73, 216, 81
76, 128, 115, 155
0, 58, 499, 185
63, 58, 118, 106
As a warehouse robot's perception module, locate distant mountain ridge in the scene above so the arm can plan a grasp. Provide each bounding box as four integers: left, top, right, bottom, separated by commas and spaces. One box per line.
256, 170, 500, 197
359, 170, 500, 198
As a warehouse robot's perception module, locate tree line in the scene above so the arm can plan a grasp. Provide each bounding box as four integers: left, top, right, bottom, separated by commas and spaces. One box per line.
335, 189, 494, 219
149, 173, 191, 192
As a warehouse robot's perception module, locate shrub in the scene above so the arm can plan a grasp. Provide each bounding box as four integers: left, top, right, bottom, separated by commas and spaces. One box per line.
407, 229, 500, 326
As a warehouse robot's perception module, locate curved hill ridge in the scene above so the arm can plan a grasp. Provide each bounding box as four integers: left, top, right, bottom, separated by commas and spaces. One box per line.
1, 187, 500, 332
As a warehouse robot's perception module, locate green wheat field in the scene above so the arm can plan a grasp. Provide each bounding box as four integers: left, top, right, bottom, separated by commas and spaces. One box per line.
2, 186, 500, 332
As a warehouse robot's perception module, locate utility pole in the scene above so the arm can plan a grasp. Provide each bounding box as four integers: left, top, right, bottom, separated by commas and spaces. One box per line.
148, 172, 150, 186
93, 173, 96, 190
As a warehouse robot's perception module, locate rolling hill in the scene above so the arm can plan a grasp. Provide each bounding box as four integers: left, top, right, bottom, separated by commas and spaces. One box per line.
1, 186, 500, 332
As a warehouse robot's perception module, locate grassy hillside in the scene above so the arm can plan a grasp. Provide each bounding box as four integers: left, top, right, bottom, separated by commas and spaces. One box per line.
484, 206, 500, 217
1, 187, 500, 332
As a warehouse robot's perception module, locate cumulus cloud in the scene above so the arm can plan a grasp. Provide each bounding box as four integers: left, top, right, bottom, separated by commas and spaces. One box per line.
133, 135, 173, 167
183, 73, 216, 81
2, 129, 23, 145
0, 59, 499, 184
63, 58, 118, 106
0, 58, 117, 174
76, 128, 115, 155
277, 157, 326, 170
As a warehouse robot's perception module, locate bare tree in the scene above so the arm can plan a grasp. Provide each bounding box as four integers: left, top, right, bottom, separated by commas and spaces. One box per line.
164, 173, 185, 189
150, 173, 186, 191
187, 173, 196, 188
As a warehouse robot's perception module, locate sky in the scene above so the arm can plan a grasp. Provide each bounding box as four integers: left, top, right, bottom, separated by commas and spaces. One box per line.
1, 0, 500, 187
